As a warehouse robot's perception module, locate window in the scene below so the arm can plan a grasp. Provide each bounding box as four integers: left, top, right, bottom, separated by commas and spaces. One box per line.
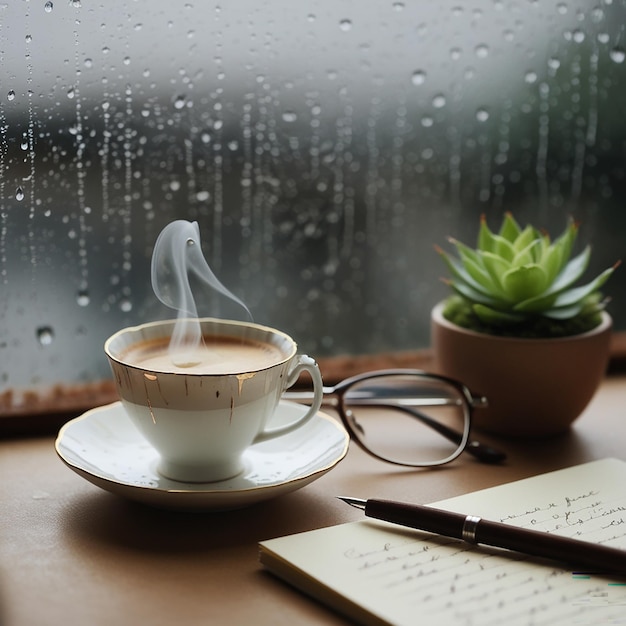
1, 1, 625, 415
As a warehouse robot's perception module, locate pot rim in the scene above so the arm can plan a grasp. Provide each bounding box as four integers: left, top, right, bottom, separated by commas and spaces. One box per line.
431, 300, 612, 345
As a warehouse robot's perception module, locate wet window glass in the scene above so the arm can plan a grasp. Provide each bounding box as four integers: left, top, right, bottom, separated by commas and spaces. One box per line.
1, 1, 625, 413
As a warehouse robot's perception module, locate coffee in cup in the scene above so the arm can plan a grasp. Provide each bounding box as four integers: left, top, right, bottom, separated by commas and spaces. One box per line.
105, 318, 323, 483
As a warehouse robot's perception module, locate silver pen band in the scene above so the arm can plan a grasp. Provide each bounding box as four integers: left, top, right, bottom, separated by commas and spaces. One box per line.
461, 515, 482, 543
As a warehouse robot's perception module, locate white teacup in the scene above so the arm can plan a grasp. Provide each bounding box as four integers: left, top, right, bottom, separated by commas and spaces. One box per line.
104, 318, 323, 483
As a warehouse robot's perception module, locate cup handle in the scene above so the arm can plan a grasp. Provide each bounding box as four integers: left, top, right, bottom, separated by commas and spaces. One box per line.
253, 354, 323, 443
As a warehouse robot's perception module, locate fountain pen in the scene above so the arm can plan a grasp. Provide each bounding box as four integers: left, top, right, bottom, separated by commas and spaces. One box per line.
338, 496, 626, 573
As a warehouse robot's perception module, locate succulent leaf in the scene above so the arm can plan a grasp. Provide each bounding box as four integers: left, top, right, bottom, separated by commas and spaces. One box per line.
512, 238, 541, 267
447, 280, 503, 308
478, 251, 510, 295
437, 248, 494, 297
502, 265, 548, 302
472, 303, 525, 325
498, 213, 522, 243
511, 225, 536, 255
548, 265, 616, 309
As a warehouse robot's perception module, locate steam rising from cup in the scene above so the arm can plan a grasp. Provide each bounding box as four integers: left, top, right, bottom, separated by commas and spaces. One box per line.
151, 220, 251, 367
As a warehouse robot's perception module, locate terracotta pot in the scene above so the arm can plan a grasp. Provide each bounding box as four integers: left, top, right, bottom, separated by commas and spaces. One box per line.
431, 302, 612, 438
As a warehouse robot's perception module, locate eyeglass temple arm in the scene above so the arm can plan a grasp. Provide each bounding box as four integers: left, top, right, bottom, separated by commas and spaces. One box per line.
283, 391, 506, 464
402, 404, 505, 464
351, 400, 505, 464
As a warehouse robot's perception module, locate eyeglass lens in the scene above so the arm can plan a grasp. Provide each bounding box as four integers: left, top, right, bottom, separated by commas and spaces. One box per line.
341, 374, 470, 466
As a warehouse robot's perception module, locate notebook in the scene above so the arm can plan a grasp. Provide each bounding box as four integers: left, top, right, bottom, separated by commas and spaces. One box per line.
259, 458, 626, 626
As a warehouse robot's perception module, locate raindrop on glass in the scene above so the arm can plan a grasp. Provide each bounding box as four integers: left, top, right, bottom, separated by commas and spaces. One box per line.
392, 2, 405, 10
411, 70, 426, 86
476, 108, 489, 122
282, 111, 297, 123
119, 299, 133, 313
432, 94, 446, 108
15, 187, 25, 201
76, 290, 90, 307
525, 71, 538, 84
7, 90, 15, 101
173, 95, 187, 109
610, 48, 625, 64
475, 44, 489, 58
44, 1, 53, 12
339, 19, 352, 32
548, 57, 561, 70
37, 327, 55, 346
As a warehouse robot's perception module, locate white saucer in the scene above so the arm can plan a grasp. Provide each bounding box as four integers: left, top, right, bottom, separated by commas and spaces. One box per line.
55, 400, 349, 511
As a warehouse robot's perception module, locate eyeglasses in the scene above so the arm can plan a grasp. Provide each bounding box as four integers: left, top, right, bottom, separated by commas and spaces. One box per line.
286, 369, 505, 467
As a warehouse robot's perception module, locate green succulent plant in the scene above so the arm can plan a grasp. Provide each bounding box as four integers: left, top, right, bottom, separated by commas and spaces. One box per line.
437, 213, 619, 336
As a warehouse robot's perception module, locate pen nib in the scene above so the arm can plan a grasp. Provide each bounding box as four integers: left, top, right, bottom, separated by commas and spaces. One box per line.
337, 496, 367, 510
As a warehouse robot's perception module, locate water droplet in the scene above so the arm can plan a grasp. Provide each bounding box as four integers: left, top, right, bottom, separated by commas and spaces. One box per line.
450, 47, 462, 61
282, 111, 297, 123
169, 180, 181, 191
72, 0, 81, 7
557, 2, 567, 15
411, 70, 426, 86
421, 116, 434, 127
186, 238, 195, 247
196, 190, 210, 201
572, 29, 585, 44
119, 299, 132, 313
67, 87, 75, 99
7, 90, 15, 101
432, 94, 446, 109
548, 57, 561, 70
76, 290, 90, 307
597, 32, 610, 44
475, 44, 489, 58
339, 19, 352, 32
15, 187, 24, 201
525, 71, 538, 84
173, 94, 187, 109
25, 34, 32, 43
392, 2, 405, 10
476, 108, 489, 122
84, 58, 93, 69
37, 327, 55, 345
44, 1, 53, 12
610, 48, 625, 64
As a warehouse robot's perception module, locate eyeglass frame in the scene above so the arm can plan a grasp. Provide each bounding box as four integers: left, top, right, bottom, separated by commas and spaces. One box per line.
286, 368, 505, 467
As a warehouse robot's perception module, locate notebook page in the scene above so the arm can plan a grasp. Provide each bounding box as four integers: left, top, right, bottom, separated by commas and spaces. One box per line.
260, 458, 626, 626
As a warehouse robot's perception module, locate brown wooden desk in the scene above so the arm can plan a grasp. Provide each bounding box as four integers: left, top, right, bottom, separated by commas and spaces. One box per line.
2, 375, 626, 626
